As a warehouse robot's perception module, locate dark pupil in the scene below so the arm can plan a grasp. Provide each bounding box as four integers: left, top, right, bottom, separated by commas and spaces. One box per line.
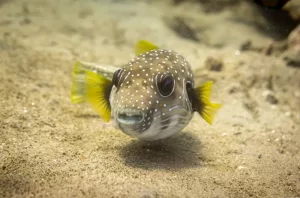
159, 75, 174, 96
112, 69, 122, 87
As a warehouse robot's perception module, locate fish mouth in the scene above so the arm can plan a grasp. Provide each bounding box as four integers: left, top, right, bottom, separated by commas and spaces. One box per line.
117, 110, 144, 125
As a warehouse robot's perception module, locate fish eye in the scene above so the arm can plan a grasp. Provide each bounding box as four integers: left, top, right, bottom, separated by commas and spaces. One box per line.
157, 75, 174, 97
186, 81, 193, 104
112, 69, 123, 88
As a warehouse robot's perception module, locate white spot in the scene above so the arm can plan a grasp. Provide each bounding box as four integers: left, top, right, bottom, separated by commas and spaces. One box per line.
235, 50, 241, 56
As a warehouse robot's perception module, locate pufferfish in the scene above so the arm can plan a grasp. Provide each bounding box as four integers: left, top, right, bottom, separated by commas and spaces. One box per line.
71, 40, 221, 141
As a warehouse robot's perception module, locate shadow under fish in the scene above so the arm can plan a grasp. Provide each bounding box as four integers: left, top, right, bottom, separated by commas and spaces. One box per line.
119, 132, 204, 170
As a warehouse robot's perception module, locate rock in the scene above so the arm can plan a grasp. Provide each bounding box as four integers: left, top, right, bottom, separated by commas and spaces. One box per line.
204, 56, 223, 71
240, 40, 253, 51
164, 16, 199, 42
172, 0, 241, 12
263, 90, 279, 104
284, 0, 300, 20
283, 50, 300, 67
287, 24, 300, 53
283, 24, 300, 67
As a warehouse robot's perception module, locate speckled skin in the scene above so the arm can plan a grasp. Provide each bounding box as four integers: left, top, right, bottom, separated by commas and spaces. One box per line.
110, 49, 195, 140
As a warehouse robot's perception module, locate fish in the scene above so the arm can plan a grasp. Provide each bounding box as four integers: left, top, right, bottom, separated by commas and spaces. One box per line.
71, 40, 222, 141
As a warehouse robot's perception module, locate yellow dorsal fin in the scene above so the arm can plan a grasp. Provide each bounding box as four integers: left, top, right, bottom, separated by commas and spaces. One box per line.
85, 70, 112, 122
135, 40, 159, 56
194, 81, 222, 125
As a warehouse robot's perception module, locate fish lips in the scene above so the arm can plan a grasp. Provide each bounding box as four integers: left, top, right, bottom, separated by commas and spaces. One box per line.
116, 110, 145, 134
115, 109, 154, 135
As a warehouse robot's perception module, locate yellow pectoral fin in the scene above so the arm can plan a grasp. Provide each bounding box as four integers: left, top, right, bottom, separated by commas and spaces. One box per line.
200, 102, 222, 125
195, 81, 222, 125
85, 70, 112, 122
135, 40, 159, 56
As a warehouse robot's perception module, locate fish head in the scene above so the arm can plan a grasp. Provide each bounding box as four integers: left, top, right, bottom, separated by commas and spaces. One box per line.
111, 49, 195, 140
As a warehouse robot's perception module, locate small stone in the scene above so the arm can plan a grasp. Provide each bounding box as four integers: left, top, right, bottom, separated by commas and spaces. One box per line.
240, 40, 252, 51
258, 154, 262, 159
266, 94, 278, 104
234, 50, 241, 56
236, 166, 247, 170
228, 85, 241, 94
284, 24, 300, 67
263, 91, 278, 104
284, 50, 300, 68
204, 56, 223, 72
284, 112, 291, 117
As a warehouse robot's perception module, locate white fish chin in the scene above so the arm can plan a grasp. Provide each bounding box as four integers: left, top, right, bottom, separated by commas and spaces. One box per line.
133, 115, 189, 141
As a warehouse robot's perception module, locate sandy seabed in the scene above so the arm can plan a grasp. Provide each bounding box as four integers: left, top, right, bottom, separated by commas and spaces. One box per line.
0, 0, 299, 197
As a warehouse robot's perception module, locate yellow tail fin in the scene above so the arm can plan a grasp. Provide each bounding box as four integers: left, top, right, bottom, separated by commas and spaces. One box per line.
71, 61, 86, 103
71, 61, 112, 122
195, 81, 222, 125
135, 40, 159, 56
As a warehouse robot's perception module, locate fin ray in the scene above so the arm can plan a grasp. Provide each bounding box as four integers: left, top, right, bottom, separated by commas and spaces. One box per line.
193, 81, 222, 125
71, 61, 86, 103
71, 61, 112, 122
85, 70, 112, 122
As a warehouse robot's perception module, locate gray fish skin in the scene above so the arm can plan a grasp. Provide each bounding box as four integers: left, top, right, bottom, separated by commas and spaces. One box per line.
110, 49, 195, 141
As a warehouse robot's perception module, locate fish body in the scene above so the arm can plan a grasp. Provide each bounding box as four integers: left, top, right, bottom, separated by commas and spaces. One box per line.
71, 40, 221, 141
